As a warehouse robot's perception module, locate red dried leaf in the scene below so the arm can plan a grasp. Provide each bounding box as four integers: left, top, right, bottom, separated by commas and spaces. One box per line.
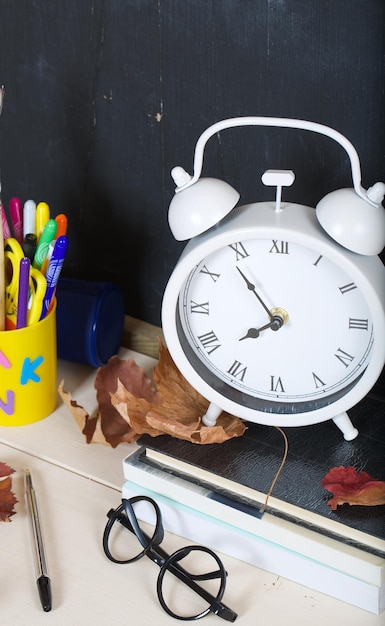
0, 462, 15, 478
0, 463, 17, 521
321, 466, 385, 510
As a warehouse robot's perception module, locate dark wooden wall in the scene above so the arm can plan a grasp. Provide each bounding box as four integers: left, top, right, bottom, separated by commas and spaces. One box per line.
0, 0, 384, 331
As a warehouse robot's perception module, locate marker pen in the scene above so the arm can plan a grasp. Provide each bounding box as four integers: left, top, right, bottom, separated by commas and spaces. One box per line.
36, 202, 50, 241
1, 200, 12, 239
9, 197, 23, 243
54, 213, 68, 239
0, 204, 4, 331
40, 235, 68, 319
23, 199, 37, 238
32, 219, 57, 271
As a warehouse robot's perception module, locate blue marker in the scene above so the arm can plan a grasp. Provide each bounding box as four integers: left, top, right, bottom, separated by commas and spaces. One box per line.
40, 235, 68, 319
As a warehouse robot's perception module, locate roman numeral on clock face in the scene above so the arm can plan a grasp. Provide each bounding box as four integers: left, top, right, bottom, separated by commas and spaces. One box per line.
228, 242, 249, 260
339, 282, 357, 294
269, 240, 289, 254
227, 359, 247, 381
312, 372, 326, 388
200, 265, 220, 282
270, 375, 285, 392
335, 347, 354, 367
349, 317, 368, 330
197, 331, 221, 354
190, 301, 209, 314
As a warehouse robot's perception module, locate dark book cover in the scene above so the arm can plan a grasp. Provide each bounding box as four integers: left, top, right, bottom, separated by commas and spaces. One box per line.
138, 393, 385, 556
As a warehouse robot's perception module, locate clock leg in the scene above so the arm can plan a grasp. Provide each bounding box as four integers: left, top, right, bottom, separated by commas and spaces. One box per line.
202, 402, 223, 427
332, 412, 359, 441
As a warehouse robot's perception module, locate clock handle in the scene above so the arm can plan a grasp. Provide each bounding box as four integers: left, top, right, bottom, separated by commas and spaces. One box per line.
176, 116, 375, 208
332, 412, 359, 441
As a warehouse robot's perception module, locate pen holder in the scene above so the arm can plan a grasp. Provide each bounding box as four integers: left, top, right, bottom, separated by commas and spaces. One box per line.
0, 302, 57, 426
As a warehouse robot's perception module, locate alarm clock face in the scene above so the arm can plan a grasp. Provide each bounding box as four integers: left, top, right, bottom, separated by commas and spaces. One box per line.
176, 237, 373, 415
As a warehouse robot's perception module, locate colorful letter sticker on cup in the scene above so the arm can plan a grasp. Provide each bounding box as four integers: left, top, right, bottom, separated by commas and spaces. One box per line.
0, 304, 57, 426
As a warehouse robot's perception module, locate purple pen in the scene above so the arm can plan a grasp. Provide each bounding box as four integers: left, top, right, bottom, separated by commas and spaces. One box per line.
40, 235, 68, 319
10, 197, 23, 244
16, 257, 30, 329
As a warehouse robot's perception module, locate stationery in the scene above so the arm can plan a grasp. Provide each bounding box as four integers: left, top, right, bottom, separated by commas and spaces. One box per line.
24, 469, 52, 612
23, 233, 38, 262
54, 213, 68, 238
0, 204, 4, 330
32, 219, 57, 270
23, 199, 37, 238
4, 238, 46, 329
1, 199, 68, 329
16, 256, 30, 329
35, 202, 50, 240
40, 235, 68, 318
1, 198, 12, 239
9, 196, 23, 243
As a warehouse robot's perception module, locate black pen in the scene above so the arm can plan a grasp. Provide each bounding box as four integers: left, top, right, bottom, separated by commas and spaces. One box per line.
24, 469, 52, 612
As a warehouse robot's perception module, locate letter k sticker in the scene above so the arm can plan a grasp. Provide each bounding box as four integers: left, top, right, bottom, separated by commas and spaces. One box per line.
21, 356, 44, 385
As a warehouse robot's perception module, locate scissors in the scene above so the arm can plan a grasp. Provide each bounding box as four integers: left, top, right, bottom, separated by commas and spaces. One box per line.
4, 238, 46, 330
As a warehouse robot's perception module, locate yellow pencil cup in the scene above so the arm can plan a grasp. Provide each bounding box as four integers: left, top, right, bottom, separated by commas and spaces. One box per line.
0, 302, 57, 426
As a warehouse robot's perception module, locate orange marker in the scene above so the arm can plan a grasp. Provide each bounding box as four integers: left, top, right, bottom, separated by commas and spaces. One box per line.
55, 213, 68, 239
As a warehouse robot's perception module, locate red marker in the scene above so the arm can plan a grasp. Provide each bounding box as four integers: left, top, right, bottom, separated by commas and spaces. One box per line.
1, 199, 11, 239
10, 197, 23, 243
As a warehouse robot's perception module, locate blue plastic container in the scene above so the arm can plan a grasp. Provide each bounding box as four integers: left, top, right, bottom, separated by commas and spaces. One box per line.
56, 278, 125, 367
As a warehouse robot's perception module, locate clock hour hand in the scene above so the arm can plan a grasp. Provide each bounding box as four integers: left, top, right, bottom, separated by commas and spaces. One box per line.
236, 266, 273, 320
239, 309, 288, 340
239, 321, 274, 340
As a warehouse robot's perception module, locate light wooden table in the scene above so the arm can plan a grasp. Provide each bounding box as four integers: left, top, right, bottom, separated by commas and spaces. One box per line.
0, 350, 383, 626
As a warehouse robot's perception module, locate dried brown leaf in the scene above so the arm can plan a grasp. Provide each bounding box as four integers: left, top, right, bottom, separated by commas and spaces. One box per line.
111, 341, 246, 444
60, 343, 246, 447
58, 380, 109, 445
0, 463, 17, 521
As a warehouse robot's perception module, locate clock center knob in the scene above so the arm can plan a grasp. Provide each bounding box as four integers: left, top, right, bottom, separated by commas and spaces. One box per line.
270, 307, 289, 330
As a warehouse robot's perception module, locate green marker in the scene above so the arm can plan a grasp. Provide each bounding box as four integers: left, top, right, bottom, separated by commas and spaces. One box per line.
32, 219, 57, 270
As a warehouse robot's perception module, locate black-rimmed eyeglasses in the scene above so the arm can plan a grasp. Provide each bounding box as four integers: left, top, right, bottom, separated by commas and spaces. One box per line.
103, 496, 238, 622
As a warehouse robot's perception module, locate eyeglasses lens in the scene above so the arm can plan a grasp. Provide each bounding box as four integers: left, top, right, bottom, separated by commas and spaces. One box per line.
106, 499, 160, 563
158, 545, 226, 620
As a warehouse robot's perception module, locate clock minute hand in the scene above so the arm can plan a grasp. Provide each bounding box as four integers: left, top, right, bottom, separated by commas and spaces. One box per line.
236, 266, 273, 320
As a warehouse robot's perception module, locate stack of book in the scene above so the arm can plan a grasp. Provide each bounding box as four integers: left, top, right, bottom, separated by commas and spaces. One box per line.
122, 394, 385, 615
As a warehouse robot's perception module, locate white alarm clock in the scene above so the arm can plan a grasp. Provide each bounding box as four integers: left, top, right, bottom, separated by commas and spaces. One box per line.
161, 117, 385, 440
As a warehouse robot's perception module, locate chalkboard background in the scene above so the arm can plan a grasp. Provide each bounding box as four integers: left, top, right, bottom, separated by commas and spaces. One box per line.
0, 1, 384, 390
